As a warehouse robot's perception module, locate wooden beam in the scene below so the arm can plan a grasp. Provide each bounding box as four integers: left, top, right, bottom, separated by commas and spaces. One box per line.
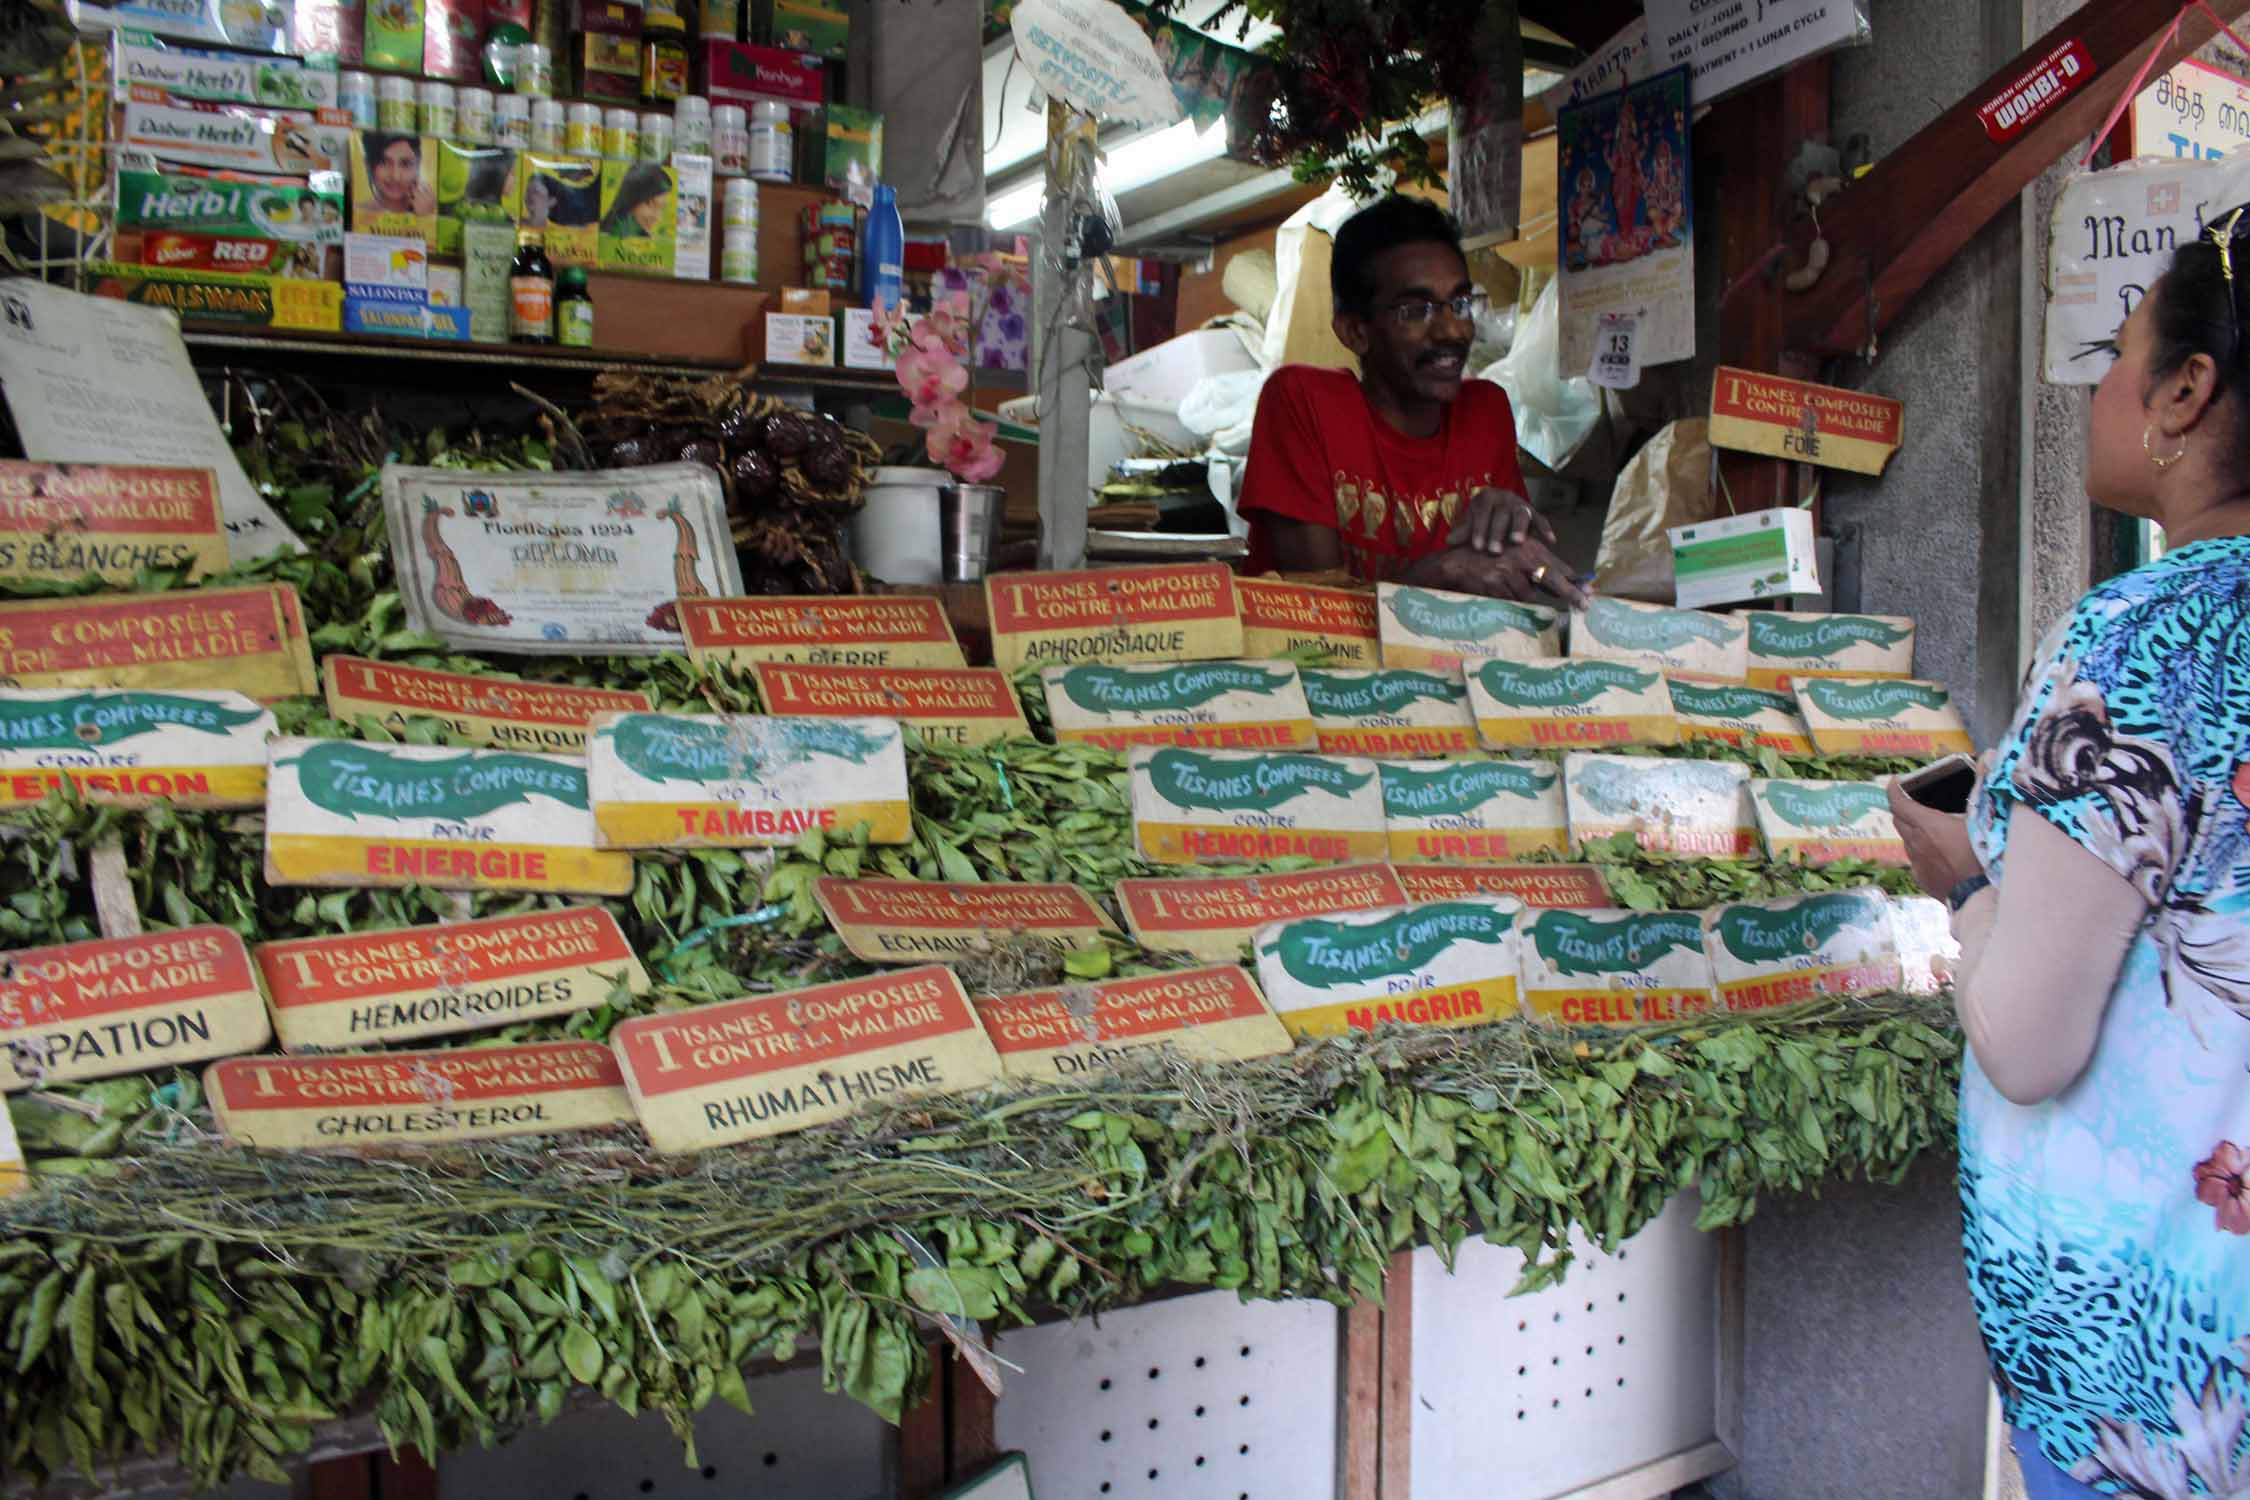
1378, 1252, 1415, 1498
1337, 1300, 1382, 1500
897, 1347, 948, 1498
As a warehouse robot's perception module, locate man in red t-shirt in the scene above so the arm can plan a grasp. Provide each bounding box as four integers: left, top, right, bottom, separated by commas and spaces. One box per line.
1238, 196, 1584, 605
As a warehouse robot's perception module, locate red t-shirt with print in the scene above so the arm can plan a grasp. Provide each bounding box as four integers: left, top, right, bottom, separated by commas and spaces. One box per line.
1237, 365, 1528, 581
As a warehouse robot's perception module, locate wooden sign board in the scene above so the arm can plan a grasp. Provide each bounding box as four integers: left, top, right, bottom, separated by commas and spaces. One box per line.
812, 878, 1114, 964
973, 965, 1291, 1081
0, 688, 271, 809
751, 663, 1027, 748
1709, 366, 1905, 476
1467, 658, 1678, 750
1516, 908, 1717, 1025
610, 965, 1001, 1154
1563, 752, 1757, 859
0, 461, 227, 585
588, 713, 911, 848
0, 584, 316, 700
206, 1041, 635, 1149
1116, 863, 1408, 962
1702, 890, 1903, 1011
1569, 597, 1748, 684
1379, 757, 1568, 861
322, 657, 654, 754
1043, 660, 1314, 751
1794, 678, 1973, 760
1668, 681, 1814, 757
1253, 894, 1523, 1039
985, 565, 1243, 673
1744, 611, 1915, 691
1376, 583, 1560, 671
1129, 746, 1386, 865
1235, 578, 1380, 666
0, 926, 270, 1089
1750, 778, 1908, 866
679, 595, 968, 669
1301, 667, 1478, 758
1391, 862, 1614, 907
264, 736, 632, 896
254, 907, 648, 1052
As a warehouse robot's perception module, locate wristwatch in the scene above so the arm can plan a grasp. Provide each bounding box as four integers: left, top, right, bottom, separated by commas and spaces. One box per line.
1946, 873, 1992, 913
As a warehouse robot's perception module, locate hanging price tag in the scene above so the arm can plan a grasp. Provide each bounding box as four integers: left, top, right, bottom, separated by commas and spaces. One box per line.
1589, 312, 1641, 389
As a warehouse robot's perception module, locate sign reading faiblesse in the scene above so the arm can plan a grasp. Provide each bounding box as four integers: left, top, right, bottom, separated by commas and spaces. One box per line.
986, 565, 1243, 672
1235, 578, 1380, 666
974, 966, 1291, 1080
1794, 677, 1973, 760
750, 663, 1028, 748
1254, 895, 1523, 1039
322, 658, 653, 754
1750, 777, 1908, 866
1469, 657, 1678, 750
1129, 746, 1386, 865
588, 712, 911, 848
1115, 863, 1408, 961
1702, 890, 1903, 1011
1708, 367, 1905, 476
0, 688, 272, 808
1570, 596, 1748, 684
1744, 612, 1914, 691
1376, 583, 1559, 671
206, 1041, 634, 1149
812, 878, 1114, 964
1667, 681, 1814, 757
1390, 862, 1613, 908
1563, 752, 1757, 858
1043, 660, 1314, 751
1516, 907, 1718, 1026
1301, 668, 1479, 758
1379, 757, 1568, 861
0, 461, 227, 584
0, 926, 270, 1089
0, 583, 317, 700
678, 595, 968, 669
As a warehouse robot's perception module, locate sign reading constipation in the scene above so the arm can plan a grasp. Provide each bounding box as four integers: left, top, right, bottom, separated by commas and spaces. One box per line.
0, 926, 270, 1089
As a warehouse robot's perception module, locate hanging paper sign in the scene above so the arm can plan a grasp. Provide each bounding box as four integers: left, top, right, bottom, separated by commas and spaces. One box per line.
253, 907, 648, 1052
1564, 752, 1757, 858
588, 712, 911, 849
1516, 908, 1718, 1026
1009, 0, 1186, 125
974, 965, 1291, 1081
1129, 746, 1386, 865
0, 688, 271, 808
986, 565, 1243, 672
812, 878, 1115, 964
0, 461, 227, 585
677, 595, 968, 669
1253, 895, 1524, 1039
1379, 757, 1568, 862
1540, 16, 1653, 115
1795, 677, 1973, 760
1301, 668, 1478, 758
2046, 157, 2250, 383
1975, 35, 2093, 143
1750, 777, 1908, 866
1744, 611, 1916, 691
1703, 890, 1903, 1011
751, 663, 1027, 748
0, 583, 316, 700
1570, 596, 1748, 683
206, 1041, 635, 1149
381, 464, 743, 657
1708, 367, 1905, 475
1588, 312, 1642, 390
1043, 660, 1314, 751
1376, 583, 1560, 671
264, 737, 632, 896
1668, 681, 1815, 757
611, 965, 1002, 1154
1235, 578, 1380, 666
1642, 0, 1869, 105
1115, 862, 1408, 961
2131, 56, 2250, 164
1391, 862, 1614, 908
1557, 67, 1696, 376
0, 926, 270, 1090
1467, 658, 1678, 750
322, 657, 654, 754
1889, 895, 1960, 997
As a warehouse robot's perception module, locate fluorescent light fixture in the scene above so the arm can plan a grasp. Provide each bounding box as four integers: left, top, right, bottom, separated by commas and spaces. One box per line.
984, 118, 1229, 230
985, 181, 1046, 230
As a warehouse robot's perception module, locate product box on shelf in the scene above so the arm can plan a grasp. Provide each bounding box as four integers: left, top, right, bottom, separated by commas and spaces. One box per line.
841, 307, 891, 369
765, 312, 833, 364
756, 0, 845, 56
597, 159, 676, 274
120, 97, 354, 175
672, 151, 712, 279
511, 153, 602, 266
462, 215, 514, 340
291, 0, 363, 61
68, 0, 288, 52
421, 0, 484, 80
342, 231, 426, 299
343, 294, 469, 339
577, 32, 641, 100
87, 261, 344, 329
573, 0, 642, 32
433, 140, 516, 255
348, 129, 438, 240
114, 30, 341, 109
695, 38, 823, 109
115, 158, 342, 278
361, 0, 424, 70
818, 103, 880, 205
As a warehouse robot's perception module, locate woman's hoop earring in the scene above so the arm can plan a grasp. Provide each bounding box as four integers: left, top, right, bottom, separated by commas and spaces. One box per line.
2147, 425, 2189, 469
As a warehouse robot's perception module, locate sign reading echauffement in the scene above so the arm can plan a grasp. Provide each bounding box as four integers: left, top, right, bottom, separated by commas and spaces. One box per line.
205, 1041, 635, 1149
1376, 583, 1559, 671
1569, 596, 1748, 684
0, 926, 270, 1089
974, 965, 1291, 1080
1516, 908, 1717, 1025
254, 907, 649, 1052
1235, 578, 1380, 666
0, 584, 317, 700
610, 965, 1001, 1153
1702, 890, 1903, 1012
1391, 862, 1613, 908
1467, 658, 1677, 750
382, 464, 743, 657
264, 737, 632, 896
0, 461, 227, 584
751, 663, 1028, 748
1563, 752, 1756, 858
1794, 677, 1973, 760
985, 564, 1243, 672
1116, 863, 1408, 961
1667, 681, 1814, 757
1253, 895, 1524, 1039
812, 878, 1115, 964
1744, 612, 1915, 691
587, 713, 911, 848
678, 596, 968, 669
0, 688, 272, 808
1043, 660, 1314, 751
1379, 757, 1568, 861
1750, 778, 1907, 866
1129, 746, 1386, 865
322, 658, 654, 754
1301, 668, 1478, 758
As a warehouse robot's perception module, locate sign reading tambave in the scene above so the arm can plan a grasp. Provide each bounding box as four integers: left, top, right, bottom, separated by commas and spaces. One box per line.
1750, 778, 1908, 866
0, 926, 270, 1089
1707, 366, 1905, 475
1379, 758, 1568, 861
0, 583, 317, 699
1302, 668, 1478, 757
1516, 908, 1717, 1026
1744, 612, 1915, 691
1668, 681, 1814, 757
1564, 753, 1756, 858
0, 688, 272, 808
974, 965, 1291, 1080
322, 658, 654, 754
1391, 862, 1613, 907
1467, 658, 1677, 750
751, 663, 1028, 748
1235, 578, 1380, 666
986, 565, 1243, 672
206, 1041, 635, 1148
678, 596, 969, 669
1254, 895, 1524, 1038
1377, 583, 1559, 670
1116, 863, 1409, 961
1702, 890, 1903, 1011
0, 461, 227, 584
1570, 596, 1747, 683
813, 879, 1114, 963
1043, 660, 1314, 750
587, 713, 911, 848
1129, 746, 1386, 864
1795, 678, 1973, 759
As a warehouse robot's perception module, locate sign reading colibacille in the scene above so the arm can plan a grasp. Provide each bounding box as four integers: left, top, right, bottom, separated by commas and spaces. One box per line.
1570, 596, 1748, 684
1563, 752, 1756, 858
974, 965, 1291, 1080
985, 565, 1243, 672
587, 713, 911, 848
1235, 578, 1380, 666
206, 1042, 635, 1149
813, 878, 1115, 963
1390, 862, 1614, 908
1667, 680, 1814, 757
678, 595, 968, 669
1750, 778, 1907, 866
322, 658, 654, 754
1702, 890, 1903, 1011
1376, 583, 1560, 670
1516, 908, 1717, 1025
1301, 668, 1479, 757
1129, 746, 1386, 865
751, 663, 1028, 748
610, 965, 1001, 1154
1794, 678, 1973, 760
0, 584, 317, 700
1115, 863, 1409, 961
264, 737, 633, 895
0, 688, 272, 808
0, 461, 227, 585
1253, 895, 1524, 1038
0, 926, 270, 1089
1043, 660, 1314, 751
1379, 757, 1568, 861
1467, 657, 1678, 750
1744, 611, 1915, 691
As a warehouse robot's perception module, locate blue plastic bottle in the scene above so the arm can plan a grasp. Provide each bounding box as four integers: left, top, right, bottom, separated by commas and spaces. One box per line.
863, 182, 905, 315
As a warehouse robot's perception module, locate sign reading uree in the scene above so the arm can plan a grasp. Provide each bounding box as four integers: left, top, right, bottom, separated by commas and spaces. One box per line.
0, 688, 272, 808
1376, 583, 1559, 671
0, 584, 317, 700
1043, 660, 1315, 751
1115, 863, 1409, 961
1750, 778, 1907, 866
1703, 890, 1903, 1011
974, 965, 1291, 1080
1129, 746, 1387, 865
1301, 668, 1479, 758
1234, 578, 1380, 666
678, 595, 969, 669
0, 461, 227, 584
812, 878, 1114, 964
1390, 862, 1613, 907
1254, 895, 1523, 1039
1794, 678, 1973, 760
986, 565, 1243, 672
588, 713, 911, 848
322, 658, 654, 754
1468, 657, 1678, 750
0, 925, 270, 1089
1379, 757, 1568, 861
1570, 596, 1748, 683
751, 663, 1028, 748
1564, 752, 1757, 858
206, 1041, 635, 1149
1515, 908, 1716, 1026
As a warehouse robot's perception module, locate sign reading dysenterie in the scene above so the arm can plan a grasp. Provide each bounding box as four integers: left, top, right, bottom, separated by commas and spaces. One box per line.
1702, 890, 1903, 1011
0, 688, 271, 808
1516, 907, 1716, 1026
813, 878, 1114, 963
1570, 596, 1748, 684
0, 461, 227, 584
1750, 778, 1907, 866
1115, 862, 1408, 961
1235, 578, 1380, 666
1043, 660, 1314, 751
985, 565, 1243, 672
1794, 677, 1972, 760
322, 658, 653, 754
974, 965, 1291, 1080
1129, 746, 1386, 865
1253, 895, 1523, 1039
751, 663, 1027, 747
264, 737, 633, 895
1376, 583, 1559, 671
588, 713, 911, 848
1564, 752, 1757, 858
678, 595, 968, 669
611, 965, 1001, 1153
1379, 757, 1568, 861
206, 1041, 634, 1149
1708, 367, 1905, 476
1302, 668, 1478, 758
1467, 658, 1678, 750
1390, 862, 1613, 908
0, 584, 317, 700
1667, 681, 1814, 757
1744, 612, 1914, 691
254, 907, 649, 1051
0, 926, 270, 1088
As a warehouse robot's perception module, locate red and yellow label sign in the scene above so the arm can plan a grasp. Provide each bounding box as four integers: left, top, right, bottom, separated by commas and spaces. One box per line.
1390, 862, 1614, 908
1235, 578, 1380, 667
0, 461, 227, 585
206, 1042, 634, 1149
0, 584, 318, 700
677, 595, 967, 669
751, 662, 1029, 748
0, 926, 270, 1089
812, 878, 1115, 964
1115, 863, 1407, 961
985, 565, 1244, 672
1709, 366, 1905, 476
974, 965, 1291, 1080
323, 658, 654, 753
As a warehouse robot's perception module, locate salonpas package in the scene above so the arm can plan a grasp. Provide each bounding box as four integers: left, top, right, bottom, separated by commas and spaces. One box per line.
1794, 677, 1973, 760
1043, 660, 1314, 752
1667, 680, 1814, 757
1515, 907, 1718, 1026
1376, 583, 1560, 670
1378, 757, 1568, 861
1301, 667, 1478, 758
1466, 657, 1677, 750
1749, 778, 1908, 866
1563, 752, 1757, 859
1701, 890, 1903, 1011
1745, 611, 1915, 690
1569, 596, 1748, 684
1253, 894, 1524, 1039
1129, 746, 1386, 865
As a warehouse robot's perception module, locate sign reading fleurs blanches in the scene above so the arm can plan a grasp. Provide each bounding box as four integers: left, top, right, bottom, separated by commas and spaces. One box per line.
0, 688, 272, 808
1129, 746, 1386, 865
1377, 583, 1559, 671
1253, 895, 1524, 1039
1379, 757, 1568, 861
588, 713, 911, 848
1043, 660, 1315, 751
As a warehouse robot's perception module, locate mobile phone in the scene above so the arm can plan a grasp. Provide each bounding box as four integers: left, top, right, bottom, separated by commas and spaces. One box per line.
1898, 754, 1978, 815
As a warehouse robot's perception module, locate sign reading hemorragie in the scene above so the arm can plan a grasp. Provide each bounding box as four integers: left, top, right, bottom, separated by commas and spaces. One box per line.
587, 713, 911, 848
1569, 596, 1748, 684
1708, 366, 1905, 476
1235, 577, 1380, 666
1467, 657, 1678, 750
610, 965, 1001, 1153
1301, 668, 1478, 758
1744, 612, 1915, 691
973, 965, 1291, 1081
985, 564, 1243, 672
1253, 895, 1524, 1039
1115, 863, 1408, 961
254, 907, 649, 1052
1516, 908, 1718, 1026
264, 737, 632, 896
206, 1041, 635, 1149
1129, 746, 1386, 865
1667, 680, 1814, 757
813, 878, 1115, 964
0, 926, 270, 1089
0, 688, 272, 808
322, 658, 654, 754
0, 461, 227, 585
678, 595, 968, 669
751, 663, 1027, 748
0, 584, 317, 700
1043, 660, 1314, 751
1702, 890, 1903, 1011
1563, 752, 1757, 859
1379, 758, 1568, 861
1794, 677, 1973, 760
1750, 778, 1908, 866
1391, 862, 1614, 907
1376, 583, 1559, 670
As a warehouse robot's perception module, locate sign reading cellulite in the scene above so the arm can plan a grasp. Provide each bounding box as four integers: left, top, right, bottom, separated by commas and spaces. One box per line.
1116, 863, 1408, 961
1708, 366, 1904, 476
974, 965, 1291, 1080
0, 584, 317, 700
678, 595, 969, 669
322, 658, 654, 753
813, 878, 1114, 963
1129, 746, 1386, 865
0, 461, 228, 585
1516, 907, 1716, 1025
1254, 895, 1523, 1039
206, 1041, 635, 1149
986, 565, 1243, 672
588, 713, 911, 848
0, 927, 271, 1088
0, 688, 272, 808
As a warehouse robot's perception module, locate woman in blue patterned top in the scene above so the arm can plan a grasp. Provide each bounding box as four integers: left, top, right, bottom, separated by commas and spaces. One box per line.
1889, 210, 2250, 1497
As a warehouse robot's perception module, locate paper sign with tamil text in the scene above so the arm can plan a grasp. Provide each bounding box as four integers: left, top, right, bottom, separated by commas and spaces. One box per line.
1468, 657, 1678, 750
322, 658, 654, 754
1235, 578, 1380, 667
0, 925, 269, 1089
1708, 367, 1904, 476
1703, 890, 1903, 1012
0, 583, 317, 700
813, 878, 1114, 964
1390, 862, 1613, 908
1516, 907, 1717, 1026
1564, 752, 1757, 859
1302, 668, 1478, 758
751, 663, 1026, 748
1745, 612, 1915, 691
1750, 778, 1908, 866
1376, 583, 1559, 671
206, 1041, 634, 1149
588, 713, 911, 849
0, 461, 227, 585
1116, 862, 1408, 962
1044, 660, 1314, 751
1379, 757, 1568, 862
973, 965, 1290, 1081
1668, 680, 1814, 757
986, 565, 1243, 673
1129, 746, 1386, 866
1570, 596, 1748, 684
0, 688, 271, 808
1794, 677, 1972, 760
679, 595, 968, 669
1253, 895, 1524, 1039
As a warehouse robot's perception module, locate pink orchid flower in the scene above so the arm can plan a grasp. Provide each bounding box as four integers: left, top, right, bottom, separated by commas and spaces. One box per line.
926, 410, 1005, 483
896, 345, 967, 408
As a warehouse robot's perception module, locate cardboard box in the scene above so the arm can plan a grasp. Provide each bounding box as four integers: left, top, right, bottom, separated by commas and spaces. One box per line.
114, 31, 342, 110
756, 0, 845, 57
462, 215, 514, 341
342, 231, 427, 298
694, 39, 823, 109
578, 31, 639, 79
426, 263, 462, 306
290, 0, 363, 62
421, 0, 483, 80
87, 261, 344, 329
598, 159, 676, 275
510, 153, 601, 267
672, 151, 712, 279
765, 311, 833, 364
348, 130, 438, 242
1669, 507, 1822, 608
361, 0, 423, 71
820, 104, 881, 206
572, 0, 641, 33
433, 140, 517, 256
780, 286, 829, 314
841, 306, 892, 370
344, 293, 468, 339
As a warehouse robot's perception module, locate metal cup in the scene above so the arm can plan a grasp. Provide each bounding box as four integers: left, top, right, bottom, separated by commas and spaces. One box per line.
940, 483, 1006, 582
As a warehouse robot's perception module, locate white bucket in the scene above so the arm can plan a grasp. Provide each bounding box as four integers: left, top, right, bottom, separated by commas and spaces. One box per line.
852, 467, 947, 586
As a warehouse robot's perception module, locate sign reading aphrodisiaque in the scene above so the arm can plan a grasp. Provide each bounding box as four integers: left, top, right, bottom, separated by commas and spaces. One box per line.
321, 657, 654, 753
985, 564, 1243, 672
1702, 890, 1904, 1012
1563, 753, 1758, 858
1235, 578, 1380, 666
1467, 657, 1678, 750
0, 584, 317, 700
1043, 660, 1315, 751
0, 461, 228, 585
1570, 596, 1748, 684
1515, 907, 1718, 1026
1749, 778, 1908, 866
1743, 612, 1915, 691
1129, 746, 1387, 865
750, 663, 1029, 748
205, 1041, 635, 1149
1376, 583, 1560, 671
1115, 863, 1409, 961
610, 965, 1002, 1153
1378, 757, 1568, 861
812, 878, 1115, 963
1794, 677, 1973, 761
0, 688, 272, 808
1253, 894, 1524, 1039
587, 713, 911, 848
676, 595, 969, 669
0, 926, 271, 1089
973, 965, 1292, 1080
1667, 680, 1815, 757
1390, 862, 1614, 908
1301, 667, 1479, 757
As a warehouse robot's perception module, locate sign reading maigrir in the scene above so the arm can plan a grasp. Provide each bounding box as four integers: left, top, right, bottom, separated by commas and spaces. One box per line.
1703, 890, 1903, 1011
264, 737, 633, 896
813, 879, 1114, 963
1043, 660, 1315, 751
1116, 863, 1408, 961
751, 663, 1028, 748
1750, 778, 1908, 866
1391, 862, 1613, 908
1379, 757, 1567, 861
986, 565, 1243, 673
1301, 668, 1478, 758
1467, 657, 1678, 750
1744, 612, 1914, 691
1377, 583, 1559, 671
206, 1042, 635, 1149
1563, 752, 1756, 858
1235, 578, 1380, 666
678, 595, 968, 669
588, 713, 911, 848
0, 461, 227, 585
0, 584, 317, 700
1129, 746, 1386, 865
0, 926, 270, 1089
1795, 677, 1973, 760
1253, 894, 1523, 1039
974, 965, 1291, 1080
323, 658, 654, 754
0, 688, 271, 808
1516, 908, 1717, 1026
1667, 680, 1814, 757
1570, 596, 1748, 683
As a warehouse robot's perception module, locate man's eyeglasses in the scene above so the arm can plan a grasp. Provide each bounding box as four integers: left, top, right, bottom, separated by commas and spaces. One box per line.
1382, 291, 1490, 329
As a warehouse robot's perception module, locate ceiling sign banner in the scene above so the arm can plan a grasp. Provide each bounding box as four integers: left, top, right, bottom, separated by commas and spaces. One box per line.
1641, 0, 1870, 107
1010, 0, 1184, 125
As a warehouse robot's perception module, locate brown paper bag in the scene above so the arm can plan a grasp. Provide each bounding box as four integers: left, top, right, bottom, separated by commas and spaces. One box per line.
1594, 418, 1716, 602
